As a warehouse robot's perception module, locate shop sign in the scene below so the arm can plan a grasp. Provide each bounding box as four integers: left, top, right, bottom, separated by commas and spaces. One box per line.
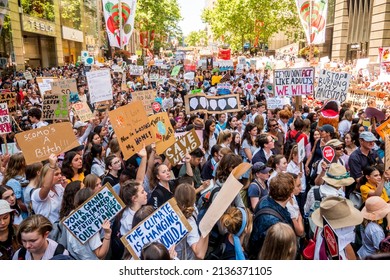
22, 15, 56, 36
62, 26, 83, 43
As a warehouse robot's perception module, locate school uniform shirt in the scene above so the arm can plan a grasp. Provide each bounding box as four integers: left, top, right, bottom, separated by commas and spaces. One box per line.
12, 238, 69, 260
360, 182, 389, 203
102, 173, 120, 188
357, 222, 385, 259
31, 184, 64, 224
91, 158, 106, 178
120, 207, 136, 236
66, 232, 101, 260
147, 183, 174, 210
304, 184, 345, 216
286, 161, 306, 193
175, 212, 199, 260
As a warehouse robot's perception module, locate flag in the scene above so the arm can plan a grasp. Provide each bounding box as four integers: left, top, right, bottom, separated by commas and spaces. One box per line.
220, 73, 231, 83
102, 0, 137, 48
295, 0, 327, 45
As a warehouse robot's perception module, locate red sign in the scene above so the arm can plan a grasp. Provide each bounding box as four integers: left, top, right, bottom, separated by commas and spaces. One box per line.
184, 64, 196, 72
322, 146, 335, 164
151, 102, 161, 113
218, 49, 231, 60
323, 216, 340, 260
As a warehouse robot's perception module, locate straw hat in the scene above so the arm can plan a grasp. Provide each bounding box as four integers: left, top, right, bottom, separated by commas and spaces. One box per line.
322, 163, 354, 188
361, 196, 390, 221
312, 196, 363, 229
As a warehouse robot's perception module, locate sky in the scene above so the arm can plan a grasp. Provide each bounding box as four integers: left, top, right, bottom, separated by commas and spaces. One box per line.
177, 0, 206, 36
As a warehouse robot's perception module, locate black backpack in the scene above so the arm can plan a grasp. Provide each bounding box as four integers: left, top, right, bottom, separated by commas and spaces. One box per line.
17, 243, 66, 260
284, 131, 302, 158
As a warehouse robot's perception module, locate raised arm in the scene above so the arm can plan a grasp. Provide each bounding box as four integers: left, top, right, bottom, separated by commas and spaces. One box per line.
39, 154, 58, 200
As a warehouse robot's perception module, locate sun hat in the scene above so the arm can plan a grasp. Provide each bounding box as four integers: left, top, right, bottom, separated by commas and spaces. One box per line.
252, 162, 272, 174
319, 124, 335, 134
325, 139, 344, 147
0, 200, 16, 215
359, 131, 377, 142
311, 196, 363, 229
322, 163, 354, 188
361, 196, 390, 221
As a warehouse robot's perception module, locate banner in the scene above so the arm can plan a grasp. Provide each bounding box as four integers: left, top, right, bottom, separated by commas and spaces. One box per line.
164, 129, 201, 166
108, 101, 155, 160
121, 198, 192, 260
185, 94, 241, 114
129, 65, 144, 75
102, 0, 137, 48
274, 67, 315, 96
149, 112, 175, 154
42, 93, 69, 121
15, 123, 79, 165
72, 102, 94, 122
86, 69, 113, 103
316, 70, 351, 103
62, 183, 125, 244
347, 88, 389, 110
295, 0, 328, 45
0, 103, 11, 134
131, 90, 155, 115
216, 83, 232, 95
216, 60, 234, 71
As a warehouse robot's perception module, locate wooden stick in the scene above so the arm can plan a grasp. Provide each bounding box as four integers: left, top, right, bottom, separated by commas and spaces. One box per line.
11, 116, 23, 132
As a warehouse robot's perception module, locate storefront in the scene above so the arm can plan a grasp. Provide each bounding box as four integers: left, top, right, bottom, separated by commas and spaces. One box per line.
21, 14, 57, 68
62, 26, 83, 64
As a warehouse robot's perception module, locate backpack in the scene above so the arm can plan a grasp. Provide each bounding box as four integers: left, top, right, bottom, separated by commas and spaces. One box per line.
205, 240, 236, 260
305, 187, 323, 239
49, 221, 68, 248
196, 183, 222, 224
17, 243, 65, 260
284, 131, 302, 158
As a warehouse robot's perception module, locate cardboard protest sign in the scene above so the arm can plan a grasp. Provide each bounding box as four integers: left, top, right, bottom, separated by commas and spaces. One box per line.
297, 138, 305, 163
51, 78, 78, 95
274, 67, 314, 96
149, 73, 159, 82
316, 70, 351, 102
199, 163, 251, 237
15, 122, 79, 165
36, 77, 58, 95
86, 69, 113, 103
266, 97, 290, 109
62, 183, 125, 244
42, 93, 69, 121
24, 71, 33, 80
148, 112, 175, 154
0, 103, 11, 134
108, 101, 155, 160
129, 65, 144, 76
347, 88, 389, 110
376, 118, 390, 140
131, 90, 155, 115
72, 102, 94, 122
185, 94, 241, 114
0, 90, 16, 114
164, 129, 201, 166
121, 198, 192, 260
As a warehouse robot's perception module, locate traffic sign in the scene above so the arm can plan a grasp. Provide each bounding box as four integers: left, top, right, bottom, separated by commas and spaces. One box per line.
322, 145, 335, 164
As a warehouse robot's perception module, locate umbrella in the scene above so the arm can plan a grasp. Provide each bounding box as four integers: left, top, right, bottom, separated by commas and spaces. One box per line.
365, 107, 385, 123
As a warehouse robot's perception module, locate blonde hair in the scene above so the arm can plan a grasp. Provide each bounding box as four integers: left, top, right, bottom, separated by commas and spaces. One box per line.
17, 214, 52, 244
174, 184, 196, 219
258, 223, 297, 260
254, 114, 264, 132
217, 129, 232, 145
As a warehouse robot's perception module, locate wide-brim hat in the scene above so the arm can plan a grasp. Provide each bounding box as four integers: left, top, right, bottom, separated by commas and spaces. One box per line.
322, 163, 354, 188
0, 200, 16, 215
361, 196, 390, 221
312, 196, 363, 229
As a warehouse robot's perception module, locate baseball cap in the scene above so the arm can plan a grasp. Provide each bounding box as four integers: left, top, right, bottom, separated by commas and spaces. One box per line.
0, 200, 16, 215
73, 121, 88, 129
319, 124, 335, 134
252, 162, 271, 174
359, 131, 377, 142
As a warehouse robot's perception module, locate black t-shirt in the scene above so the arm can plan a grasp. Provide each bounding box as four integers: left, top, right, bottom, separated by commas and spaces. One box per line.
102, 173, 120, 187
147, 182, 175, 209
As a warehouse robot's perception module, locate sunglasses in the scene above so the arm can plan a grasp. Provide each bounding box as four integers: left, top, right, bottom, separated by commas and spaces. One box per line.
334, 146, 344, 150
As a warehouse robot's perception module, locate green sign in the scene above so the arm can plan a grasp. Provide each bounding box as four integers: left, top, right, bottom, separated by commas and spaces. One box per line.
171, 65, 181, 77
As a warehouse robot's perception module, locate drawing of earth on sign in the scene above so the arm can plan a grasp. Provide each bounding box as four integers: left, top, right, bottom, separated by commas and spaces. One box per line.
157, 121, 166, 136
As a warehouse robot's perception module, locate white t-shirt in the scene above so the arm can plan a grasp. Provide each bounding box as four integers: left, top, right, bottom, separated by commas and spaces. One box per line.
66, 232, 102, 260
31, 184, 64, 224
13, 238, 69, 260
175, 214, 200, 260
120, 207, 136, 236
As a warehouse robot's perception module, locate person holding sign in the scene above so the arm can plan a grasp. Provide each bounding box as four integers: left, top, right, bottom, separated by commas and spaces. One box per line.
65, 188, 112, 260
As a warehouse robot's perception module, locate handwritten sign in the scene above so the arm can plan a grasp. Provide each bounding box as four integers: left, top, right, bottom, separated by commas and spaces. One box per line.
149, 112, 175, 154
1, 143, 20, 155
51, 78, 78, 95
62, 184, 125, 244
164, 129, 201, 166
121, 198, 192, 260
42, 93, 69, 120
184, 94, 241, 114
86, 69, 113, 103
316, 70, 351, 102
347, 88, 389, 110
171, 65, 181, 77
129, 65, 144, 76
266, 97, 291, 109
297, 137, 305, 163
72, 102, 94, 122
274, 67, 315, 96
15, 122, 79, 165
108, 101, 155, 160
36, 77, 57, 95
0, 91, 16, 115
131, 90, 155, 115
24, 71, 33, 80
0, 103, 11, 134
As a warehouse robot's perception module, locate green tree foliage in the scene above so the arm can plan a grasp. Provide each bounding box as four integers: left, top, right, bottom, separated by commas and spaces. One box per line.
60, 0, 82, 30
136, 0, 182, 50
21, 0, 55, 21
185, 30, 207, 47
202, 0, 300, 51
